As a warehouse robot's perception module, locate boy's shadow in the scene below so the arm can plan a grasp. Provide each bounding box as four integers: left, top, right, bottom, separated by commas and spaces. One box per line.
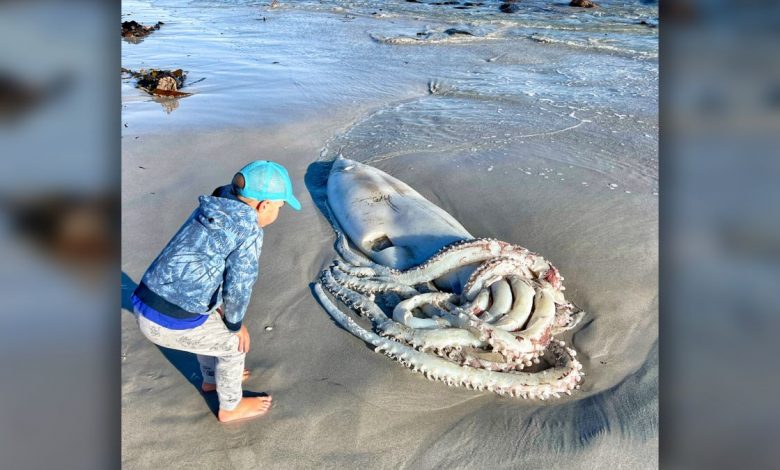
122, 272, 223, 414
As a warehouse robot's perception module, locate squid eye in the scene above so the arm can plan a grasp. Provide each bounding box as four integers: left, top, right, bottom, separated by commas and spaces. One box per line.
368, 235, 393, 252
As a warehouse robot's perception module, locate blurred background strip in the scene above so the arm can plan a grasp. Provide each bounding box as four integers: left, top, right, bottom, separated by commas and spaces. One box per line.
0, 1, 119, 469
662, 0, 780, 468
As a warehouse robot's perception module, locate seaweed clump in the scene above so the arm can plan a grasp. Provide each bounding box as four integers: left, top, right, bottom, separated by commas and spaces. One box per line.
122, 21, 164, 39
121, 68, 191, 97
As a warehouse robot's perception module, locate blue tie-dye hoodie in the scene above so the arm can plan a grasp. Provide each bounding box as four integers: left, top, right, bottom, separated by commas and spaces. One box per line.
139, 191, 263, 331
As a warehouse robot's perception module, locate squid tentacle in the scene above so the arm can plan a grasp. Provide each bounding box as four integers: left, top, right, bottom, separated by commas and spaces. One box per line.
314, 282, 582, 397
318, 222, 585, 399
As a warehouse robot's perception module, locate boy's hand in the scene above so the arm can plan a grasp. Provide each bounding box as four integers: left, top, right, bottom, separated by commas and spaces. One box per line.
236, 325, 250, 353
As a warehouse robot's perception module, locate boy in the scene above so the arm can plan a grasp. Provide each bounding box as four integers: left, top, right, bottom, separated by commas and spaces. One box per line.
131, 160, 301, 423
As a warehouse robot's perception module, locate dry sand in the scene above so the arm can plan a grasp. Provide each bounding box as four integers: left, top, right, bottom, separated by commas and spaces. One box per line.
122, 121, 657, 469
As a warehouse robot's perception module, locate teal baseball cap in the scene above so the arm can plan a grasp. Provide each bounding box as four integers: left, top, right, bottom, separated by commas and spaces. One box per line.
235, 160, 301, 210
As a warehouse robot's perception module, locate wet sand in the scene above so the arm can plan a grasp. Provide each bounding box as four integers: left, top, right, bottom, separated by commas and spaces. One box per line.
122, 128, 657, 469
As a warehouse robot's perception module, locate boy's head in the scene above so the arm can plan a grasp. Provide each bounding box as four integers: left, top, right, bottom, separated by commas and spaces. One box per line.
231, 161, 301, 227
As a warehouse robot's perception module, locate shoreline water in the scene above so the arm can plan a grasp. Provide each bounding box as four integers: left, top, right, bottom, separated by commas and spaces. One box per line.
122, 0, 657, 467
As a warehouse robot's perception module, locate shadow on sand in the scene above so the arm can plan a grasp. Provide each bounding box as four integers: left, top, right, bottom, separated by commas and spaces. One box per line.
303, 159, 335, 225
122, 271, 220, 414
303, 159, 376, 354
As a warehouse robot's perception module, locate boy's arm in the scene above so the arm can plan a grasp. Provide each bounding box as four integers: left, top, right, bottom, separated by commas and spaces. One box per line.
221, 231, 261, 332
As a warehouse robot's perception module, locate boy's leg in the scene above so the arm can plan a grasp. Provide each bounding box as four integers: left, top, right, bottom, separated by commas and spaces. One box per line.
137, 313, 253, 411
213, 351, 245, 410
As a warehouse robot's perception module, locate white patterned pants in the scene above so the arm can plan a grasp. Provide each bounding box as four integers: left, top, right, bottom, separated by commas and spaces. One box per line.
137, 313, 245, 411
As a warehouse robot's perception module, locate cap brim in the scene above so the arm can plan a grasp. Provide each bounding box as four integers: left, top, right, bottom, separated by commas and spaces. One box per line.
286, 194, 302, 211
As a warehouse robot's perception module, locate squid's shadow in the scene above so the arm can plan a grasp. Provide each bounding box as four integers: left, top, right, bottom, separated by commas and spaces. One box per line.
303, 159, 334, 225
304, 160, 376, 353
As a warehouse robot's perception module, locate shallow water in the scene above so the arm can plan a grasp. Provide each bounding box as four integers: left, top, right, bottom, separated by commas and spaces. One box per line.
123, 0, 657, 194
283, 0, 658, 57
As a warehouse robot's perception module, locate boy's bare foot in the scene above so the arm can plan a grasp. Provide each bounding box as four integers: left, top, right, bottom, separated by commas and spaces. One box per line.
217, 396, 273, 423
201, 369, 250, 393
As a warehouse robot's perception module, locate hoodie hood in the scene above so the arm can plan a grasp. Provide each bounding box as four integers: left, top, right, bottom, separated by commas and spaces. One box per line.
196, 195, 259, 242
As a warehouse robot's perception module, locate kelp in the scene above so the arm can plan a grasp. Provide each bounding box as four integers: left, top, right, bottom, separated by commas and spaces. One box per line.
121, 67, 192, 97
121, 21, 164, 39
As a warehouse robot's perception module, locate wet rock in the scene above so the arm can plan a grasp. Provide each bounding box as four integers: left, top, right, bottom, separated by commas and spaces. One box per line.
569, 0, 597, 8
638, 20, 657, 28
121, 20, 164, 39
443, 28, 474, 36
499, 2, 520, 14
155, 76, 178, 92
